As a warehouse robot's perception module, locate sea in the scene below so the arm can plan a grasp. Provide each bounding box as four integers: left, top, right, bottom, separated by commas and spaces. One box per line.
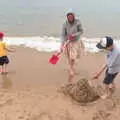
0, 0, 120, 52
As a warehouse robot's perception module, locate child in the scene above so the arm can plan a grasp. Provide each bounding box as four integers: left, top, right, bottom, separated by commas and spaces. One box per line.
93, 37, 120, 99
0, 32, 14, 74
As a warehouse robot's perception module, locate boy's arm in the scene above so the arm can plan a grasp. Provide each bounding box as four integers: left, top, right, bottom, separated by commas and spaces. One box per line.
108, 51, 118, 68
5, 46, 15, 52
93, 64, 107, 79
4, 43, 15, 52
5, 48, 14, 52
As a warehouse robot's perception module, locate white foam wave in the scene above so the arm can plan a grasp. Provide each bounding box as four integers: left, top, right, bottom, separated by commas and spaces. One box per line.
4, 36, 120, 53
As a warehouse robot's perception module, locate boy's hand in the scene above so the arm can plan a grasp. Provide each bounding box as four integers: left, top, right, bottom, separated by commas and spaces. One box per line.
93, 73, 100, 79
6, 48, 15, 52
9, 48, 16, 52
11, 48, 16, 52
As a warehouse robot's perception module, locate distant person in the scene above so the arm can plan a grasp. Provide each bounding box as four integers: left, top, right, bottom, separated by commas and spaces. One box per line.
60, 11, 84, 83
93, 37, 120, 99
0, 32, 14, 74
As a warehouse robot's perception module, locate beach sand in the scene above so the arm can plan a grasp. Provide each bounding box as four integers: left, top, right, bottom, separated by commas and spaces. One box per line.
0, 47, 120, 120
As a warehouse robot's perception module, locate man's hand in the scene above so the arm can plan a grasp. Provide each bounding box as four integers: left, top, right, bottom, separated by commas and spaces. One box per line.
60, 40, 70, 53
68, 34, 76, 41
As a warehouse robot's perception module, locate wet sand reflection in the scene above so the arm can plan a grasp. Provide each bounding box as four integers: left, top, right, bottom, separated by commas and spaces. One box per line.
1, 74, 13, 89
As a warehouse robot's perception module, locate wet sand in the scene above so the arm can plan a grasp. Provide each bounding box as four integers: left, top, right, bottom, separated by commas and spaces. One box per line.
0, 47, 120, 120
0, 47, 106, 89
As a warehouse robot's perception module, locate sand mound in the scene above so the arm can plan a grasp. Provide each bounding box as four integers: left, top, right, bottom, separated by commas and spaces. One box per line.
32, 112, 52, 120
59, 78, 100, 103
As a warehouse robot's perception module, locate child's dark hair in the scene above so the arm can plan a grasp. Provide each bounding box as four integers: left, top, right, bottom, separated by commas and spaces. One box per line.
106, 36, 113, 48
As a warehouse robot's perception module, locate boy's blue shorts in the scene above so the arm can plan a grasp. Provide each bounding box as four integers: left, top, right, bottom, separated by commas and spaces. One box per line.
103, 69, 118, 85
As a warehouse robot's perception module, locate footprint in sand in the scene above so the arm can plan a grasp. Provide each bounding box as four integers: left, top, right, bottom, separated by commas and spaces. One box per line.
92, 110, 111, 120
32, 112, 52, 120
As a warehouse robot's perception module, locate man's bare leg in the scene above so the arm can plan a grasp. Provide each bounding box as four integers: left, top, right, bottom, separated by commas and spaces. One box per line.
68, 59, 75, 83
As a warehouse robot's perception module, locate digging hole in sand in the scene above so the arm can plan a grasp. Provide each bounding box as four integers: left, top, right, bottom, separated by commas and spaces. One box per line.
59, 78, 100, 103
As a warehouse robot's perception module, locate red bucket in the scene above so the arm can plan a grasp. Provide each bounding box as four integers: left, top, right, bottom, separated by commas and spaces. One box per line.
49, 54, 59, 65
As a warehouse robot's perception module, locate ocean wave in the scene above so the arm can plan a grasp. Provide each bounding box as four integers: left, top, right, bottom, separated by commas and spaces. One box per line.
4, 36, 120, 53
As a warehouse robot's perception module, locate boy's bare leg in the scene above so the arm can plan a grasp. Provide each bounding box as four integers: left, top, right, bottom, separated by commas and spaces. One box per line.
0, 65, 4, 74
109, 82, 116, 96
101, 84, 109, 99
3, 64, 8, 73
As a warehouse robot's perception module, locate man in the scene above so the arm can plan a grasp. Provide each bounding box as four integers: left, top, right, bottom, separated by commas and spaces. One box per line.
60, 11, 84, 83
93, 37, 120, 99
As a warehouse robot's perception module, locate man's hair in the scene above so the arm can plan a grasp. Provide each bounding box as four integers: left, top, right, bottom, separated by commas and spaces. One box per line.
67, 12, 74, 17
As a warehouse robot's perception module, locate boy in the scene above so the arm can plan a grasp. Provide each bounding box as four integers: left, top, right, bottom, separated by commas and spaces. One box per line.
93, 37, 120, 99
0, 32, 13, 74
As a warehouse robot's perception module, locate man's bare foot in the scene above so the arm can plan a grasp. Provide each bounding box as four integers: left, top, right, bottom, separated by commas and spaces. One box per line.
101, 94, 109, 99
68, 73, 74, 84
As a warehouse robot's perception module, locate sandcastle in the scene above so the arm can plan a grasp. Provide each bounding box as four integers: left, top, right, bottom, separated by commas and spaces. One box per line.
59, 78, 100, 103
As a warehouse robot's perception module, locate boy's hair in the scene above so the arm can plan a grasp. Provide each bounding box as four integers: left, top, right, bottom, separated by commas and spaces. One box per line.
96, 36, 114, 49
106, 36, 113, 48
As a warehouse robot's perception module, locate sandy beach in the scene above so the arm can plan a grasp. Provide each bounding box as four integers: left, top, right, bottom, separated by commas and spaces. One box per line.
0, 47, 120, 120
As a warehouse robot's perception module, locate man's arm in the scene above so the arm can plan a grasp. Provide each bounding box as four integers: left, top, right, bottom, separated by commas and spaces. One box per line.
72, 20, 83, 38
60, 23, 68, 52
60, 23, 67, 44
